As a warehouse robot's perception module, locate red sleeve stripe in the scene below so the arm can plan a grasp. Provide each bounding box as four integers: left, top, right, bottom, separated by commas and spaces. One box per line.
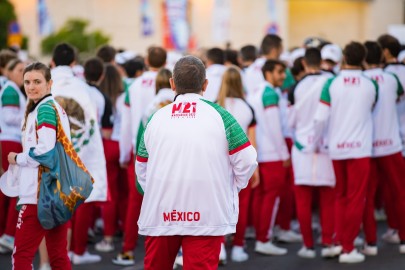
37, 123, 56, 130
2, 104, 19, 108
136, 155, 148, 162
264, 104, 278, 109
320, 100, 330, 106
229, 141, 251, 155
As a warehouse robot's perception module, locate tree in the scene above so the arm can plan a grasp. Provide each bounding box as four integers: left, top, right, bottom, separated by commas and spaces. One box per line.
0, 0, 17, 49
41, 18, 110, 55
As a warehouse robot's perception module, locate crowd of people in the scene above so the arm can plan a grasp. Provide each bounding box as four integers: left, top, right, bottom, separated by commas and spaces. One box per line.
0, 31, 405, 269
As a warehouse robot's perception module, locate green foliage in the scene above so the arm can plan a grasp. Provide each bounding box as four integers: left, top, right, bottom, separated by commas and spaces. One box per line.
0, 0, 17, 49
41, 18, 110, 55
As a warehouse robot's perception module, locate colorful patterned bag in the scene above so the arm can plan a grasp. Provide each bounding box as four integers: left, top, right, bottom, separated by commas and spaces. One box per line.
29, 104, 94, 229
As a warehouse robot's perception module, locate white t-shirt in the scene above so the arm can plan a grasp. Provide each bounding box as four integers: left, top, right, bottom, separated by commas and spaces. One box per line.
314, 70, 378, 160
223, 97, 255, 134
364, 68, 403, 157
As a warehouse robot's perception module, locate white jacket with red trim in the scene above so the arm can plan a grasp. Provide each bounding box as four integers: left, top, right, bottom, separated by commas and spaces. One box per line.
135, 93, 257, 236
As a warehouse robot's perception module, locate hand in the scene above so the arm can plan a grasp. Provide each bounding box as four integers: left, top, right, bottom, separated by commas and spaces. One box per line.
282, 158, 291, 168
8, 152, 18, 165
250, 168, 260, 189
120, 162, 129, 169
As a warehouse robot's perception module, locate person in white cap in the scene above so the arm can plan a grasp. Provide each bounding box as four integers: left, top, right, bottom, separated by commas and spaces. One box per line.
321, 44, 342, 75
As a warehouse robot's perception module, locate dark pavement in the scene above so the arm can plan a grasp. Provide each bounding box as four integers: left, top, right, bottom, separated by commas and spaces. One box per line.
1, 222, 405, 270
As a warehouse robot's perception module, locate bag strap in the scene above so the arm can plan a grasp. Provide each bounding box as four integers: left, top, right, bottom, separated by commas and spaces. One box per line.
51, 103, 95, 184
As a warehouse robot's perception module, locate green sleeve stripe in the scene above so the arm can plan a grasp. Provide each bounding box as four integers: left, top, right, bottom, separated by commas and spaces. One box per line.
201, 99, 250, 154
1, 86, 19, 107
371, 79, 379, 103
136, 114, 155, 159
294, 140, 304, 151
392, 73, 404, 97
320, 77, 335, 105
37, 101, 57, 129
281, 68, 296, 90
124, 87, 130, 106
262, 86, 279, 108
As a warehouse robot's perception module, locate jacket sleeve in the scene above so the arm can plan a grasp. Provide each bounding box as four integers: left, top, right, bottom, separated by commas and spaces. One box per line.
135, 123, 149, 191
119, 91, 132, 164
313, 78, 333, 148
17, 103, 57, 167
264, 106, 289, 160
1, 86, 21, 127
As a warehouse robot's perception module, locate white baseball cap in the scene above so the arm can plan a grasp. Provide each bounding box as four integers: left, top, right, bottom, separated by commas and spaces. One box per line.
321, 44, 342, 63
0, 165, 20, 197
289, 48, 306, 65
115, 51, 137, 65
398, 50, 405, 63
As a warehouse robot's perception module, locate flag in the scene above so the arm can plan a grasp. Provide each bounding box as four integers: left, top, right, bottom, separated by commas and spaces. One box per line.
141, 0, 154, 36
38, 0, 53, 36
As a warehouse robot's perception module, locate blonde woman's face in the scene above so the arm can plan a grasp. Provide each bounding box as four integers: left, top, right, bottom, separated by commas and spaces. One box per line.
8, 62, 25, 87
23, 70, 52, 103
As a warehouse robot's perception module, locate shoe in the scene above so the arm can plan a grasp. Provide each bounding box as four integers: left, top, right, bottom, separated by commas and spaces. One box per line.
68, 251, 73, 261
354, 236, 364, 246
276, 230, 302, 243
0, 245, 10, 254
0, 234, 14, 250
321, 245, 341, 258
399, 244, 405, 254
361, 244, 377, 256
297, 246, 316, 258
231, 246, 249, 262
39, 263, 51, 270
72, 251, 101, 265
219, 243, 227, 265
95, 239, 114, 252
382, 229, 400, 244
112, 252, 135, 266
339, 249, 365, 263
174, 249, 183, 266
255, 241, 287, 255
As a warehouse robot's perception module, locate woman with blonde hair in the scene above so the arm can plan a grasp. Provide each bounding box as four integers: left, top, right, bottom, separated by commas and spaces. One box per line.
217, 66, 259, 263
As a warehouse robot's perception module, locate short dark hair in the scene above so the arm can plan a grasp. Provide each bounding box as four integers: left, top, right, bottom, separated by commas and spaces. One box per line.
147, 46, 167, 68
377, 34, 401, 57
96, 45, 117, 63
260, 34, 282, 55
261, 59, 286, 78
206, 48, 224, 65
343, 42, 366, 66
364, 41, 382, 65
224, 49, 239, 66
240, 45, 257, 62
172, 56, 206, 94
52, 43, 75, 66
291, 57, 305, 77
124, 59, 144, 78
84, 57, 104, 83
304, 47, 321, 67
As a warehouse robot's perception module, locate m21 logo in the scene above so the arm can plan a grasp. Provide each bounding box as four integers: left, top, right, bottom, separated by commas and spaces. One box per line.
343, 77, 360, 85
171, 102, 197, 118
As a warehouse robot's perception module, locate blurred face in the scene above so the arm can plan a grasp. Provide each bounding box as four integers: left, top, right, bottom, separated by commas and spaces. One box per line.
8, 62, 25, 87
265, 64, 286, 87
23, 70, 52, 103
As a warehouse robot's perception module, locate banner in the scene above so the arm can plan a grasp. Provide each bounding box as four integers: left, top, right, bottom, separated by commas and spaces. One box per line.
162, 0, 190, 52
212, 0, 231, 43
141, 0, 154, 36
38, 0, 53, 36
265, 0, 279, 34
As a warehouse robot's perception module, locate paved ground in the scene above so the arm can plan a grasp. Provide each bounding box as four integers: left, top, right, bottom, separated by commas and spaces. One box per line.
1, 222, 405, 269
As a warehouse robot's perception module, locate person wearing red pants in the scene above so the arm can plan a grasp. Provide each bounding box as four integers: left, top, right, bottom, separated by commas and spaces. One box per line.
362, 41, 405, 256
0, 58, 26, 253
216, 66, 259, 262
136, 56, 257, 270
314, 42, 377, 263
248, 59, 290, 256
7, 62, 71, 270
50, 44, 108, 265
288, 48, 336, 259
